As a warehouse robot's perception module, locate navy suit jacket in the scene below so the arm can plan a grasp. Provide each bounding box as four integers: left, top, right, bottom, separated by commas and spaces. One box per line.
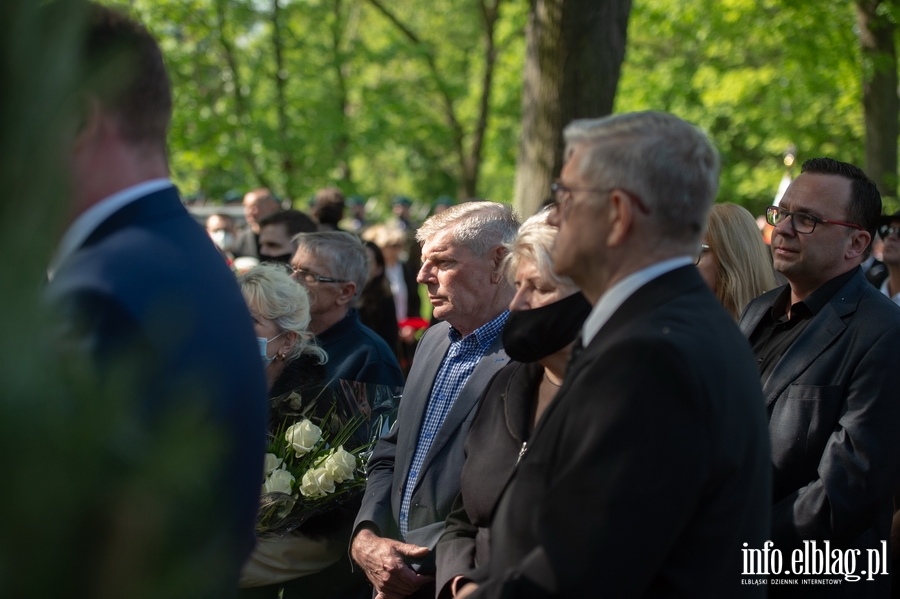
48, 186, 268, 590
740, 269, 900, 598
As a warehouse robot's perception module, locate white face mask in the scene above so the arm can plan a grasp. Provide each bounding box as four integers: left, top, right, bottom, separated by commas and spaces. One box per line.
210, 229, 235, 252
257, 331, 285, 365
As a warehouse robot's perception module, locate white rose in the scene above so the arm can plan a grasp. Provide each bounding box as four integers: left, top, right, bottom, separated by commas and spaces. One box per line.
263, 453, 283, 475
262, 468, 294, 495
288, 391, 303, 410
324, 447, 356, 484
299, 467, 336, 498
285, 419, 322, 458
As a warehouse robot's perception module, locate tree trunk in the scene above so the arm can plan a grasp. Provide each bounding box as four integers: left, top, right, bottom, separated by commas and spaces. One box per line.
513, 0, 632, 217
857, 0, 898, 200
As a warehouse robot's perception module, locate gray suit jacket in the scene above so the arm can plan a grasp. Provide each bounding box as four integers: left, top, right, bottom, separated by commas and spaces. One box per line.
740, 269, 900, 597
353, 321, 509, 553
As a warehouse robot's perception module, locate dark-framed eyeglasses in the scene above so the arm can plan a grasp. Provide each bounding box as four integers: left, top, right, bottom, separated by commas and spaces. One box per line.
289, 266, 347, 285
765, 206, 863, 235
549, 181, 650, 217
695, 244, 710, 265
878, 225, 900, 240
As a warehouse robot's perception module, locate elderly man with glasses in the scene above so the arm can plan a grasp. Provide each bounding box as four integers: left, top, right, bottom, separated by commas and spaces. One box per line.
740, 157, 900, 598
290, 231, 404, 388
461, 112, 771, 598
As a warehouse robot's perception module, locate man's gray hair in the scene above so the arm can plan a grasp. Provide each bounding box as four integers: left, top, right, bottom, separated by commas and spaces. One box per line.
564, 111, 720, 242
293, 231, 368, 300
416, 201, 520, 256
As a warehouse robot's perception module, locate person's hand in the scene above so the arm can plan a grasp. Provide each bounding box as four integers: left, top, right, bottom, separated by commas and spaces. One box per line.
351, 528, 433, 598
400, 325, 418, 344
455, 582, 479, 599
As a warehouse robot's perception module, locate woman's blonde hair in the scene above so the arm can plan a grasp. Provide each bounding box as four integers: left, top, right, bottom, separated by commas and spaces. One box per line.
238, 263, 327, 363
502, 210, 578, 295
705, 203, 778, 319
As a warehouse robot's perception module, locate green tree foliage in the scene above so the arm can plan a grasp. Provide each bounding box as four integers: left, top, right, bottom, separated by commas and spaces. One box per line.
617, 0, 865, 215
115, 0, 527, 209
108, 0, 893, 216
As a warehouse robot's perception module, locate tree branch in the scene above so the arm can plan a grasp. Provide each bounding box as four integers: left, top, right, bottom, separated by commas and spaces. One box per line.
214, 0, 269, 188
363, 0, 466, 192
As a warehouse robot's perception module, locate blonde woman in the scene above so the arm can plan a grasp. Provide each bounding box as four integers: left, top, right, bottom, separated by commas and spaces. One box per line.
696, 203, 779, 319
237, 264, 367, 599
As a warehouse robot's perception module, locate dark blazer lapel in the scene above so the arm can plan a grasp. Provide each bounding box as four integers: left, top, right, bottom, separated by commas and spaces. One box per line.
761, 274, 865, 405
739, 286, 785, 338
393, 326, 452, 486
417, 334, 509, 477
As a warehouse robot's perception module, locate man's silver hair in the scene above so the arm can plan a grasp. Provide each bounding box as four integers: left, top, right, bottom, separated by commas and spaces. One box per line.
416, 201, 520, 256
563, 111, 720, 242
293, 231, 368, 300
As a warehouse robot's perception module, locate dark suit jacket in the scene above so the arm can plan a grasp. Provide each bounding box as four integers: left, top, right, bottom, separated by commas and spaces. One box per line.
48, 186, 268, 591
470, 266, 772, 598
435, 361, 541, 598
318, 308, 404, 388
739, 269, 900, 597
352, 321, 509, 596
233, 226, 260, 258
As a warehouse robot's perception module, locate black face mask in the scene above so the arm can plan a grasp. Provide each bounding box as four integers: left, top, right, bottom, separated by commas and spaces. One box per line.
501, 291, 592, 363
261, 253, 293, 265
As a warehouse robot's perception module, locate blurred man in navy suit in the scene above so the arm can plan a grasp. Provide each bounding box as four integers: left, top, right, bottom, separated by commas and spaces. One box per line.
47, 5, 267, 595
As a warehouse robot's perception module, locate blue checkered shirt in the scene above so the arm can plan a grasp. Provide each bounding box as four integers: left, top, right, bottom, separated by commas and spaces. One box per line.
398, 310, 509, 539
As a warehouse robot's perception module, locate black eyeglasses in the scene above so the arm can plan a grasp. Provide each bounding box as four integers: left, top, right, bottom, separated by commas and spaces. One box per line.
878, 225, 900, 240
549, 181, 650, 216
766, 206, 863, 235
695, 244, 710, 265
289, 266, 347, 285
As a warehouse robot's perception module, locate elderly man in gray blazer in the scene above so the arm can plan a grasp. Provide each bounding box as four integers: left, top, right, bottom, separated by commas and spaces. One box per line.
741, 158, 900, 598
351, 202, 519, 599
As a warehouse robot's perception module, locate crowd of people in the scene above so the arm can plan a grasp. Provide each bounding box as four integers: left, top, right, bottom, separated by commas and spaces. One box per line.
47, 4, 900, 599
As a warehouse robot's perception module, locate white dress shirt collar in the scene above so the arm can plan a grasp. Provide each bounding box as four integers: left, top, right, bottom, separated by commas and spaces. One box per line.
880, 278, 900, 306
582, 256, 693, 345
48, 179, 173, 280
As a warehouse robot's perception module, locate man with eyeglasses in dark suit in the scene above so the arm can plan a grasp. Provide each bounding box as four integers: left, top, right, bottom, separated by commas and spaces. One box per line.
740, 157, 900, 597
289, 231, 404, 388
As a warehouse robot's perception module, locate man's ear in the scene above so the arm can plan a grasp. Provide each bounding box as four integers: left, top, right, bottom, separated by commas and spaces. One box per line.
279, 331, 299, 357
489, 246, 508, 284
606, 190, 634, 248
846, 230, 872, 261
334, 281, 358, 306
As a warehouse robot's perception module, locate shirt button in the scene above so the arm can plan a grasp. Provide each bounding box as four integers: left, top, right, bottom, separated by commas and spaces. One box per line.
410, 470, 417, 477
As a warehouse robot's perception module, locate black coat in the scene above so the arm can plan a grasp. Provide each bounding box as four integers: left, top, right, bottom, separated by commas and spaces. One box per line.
740, 269, 900, 598
470, 266, 772, 598
435, 361, 543, 599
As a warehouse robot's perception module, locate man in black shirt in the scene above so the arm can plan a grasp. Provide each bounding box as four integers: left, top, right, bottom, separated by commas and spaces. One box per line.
740, 157, 900, 597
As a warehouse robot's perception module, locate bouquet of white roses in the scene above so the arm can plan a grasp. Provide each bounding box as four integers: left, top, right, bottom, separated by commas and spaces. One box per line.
257, 380, 400, 536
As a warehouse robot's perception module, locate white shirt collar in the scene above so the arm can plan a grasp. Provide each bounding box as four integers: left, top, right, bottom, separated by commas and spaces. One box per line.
582, 256, 693, 345
48, 179, 173, 280
880, 278, 900, 306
